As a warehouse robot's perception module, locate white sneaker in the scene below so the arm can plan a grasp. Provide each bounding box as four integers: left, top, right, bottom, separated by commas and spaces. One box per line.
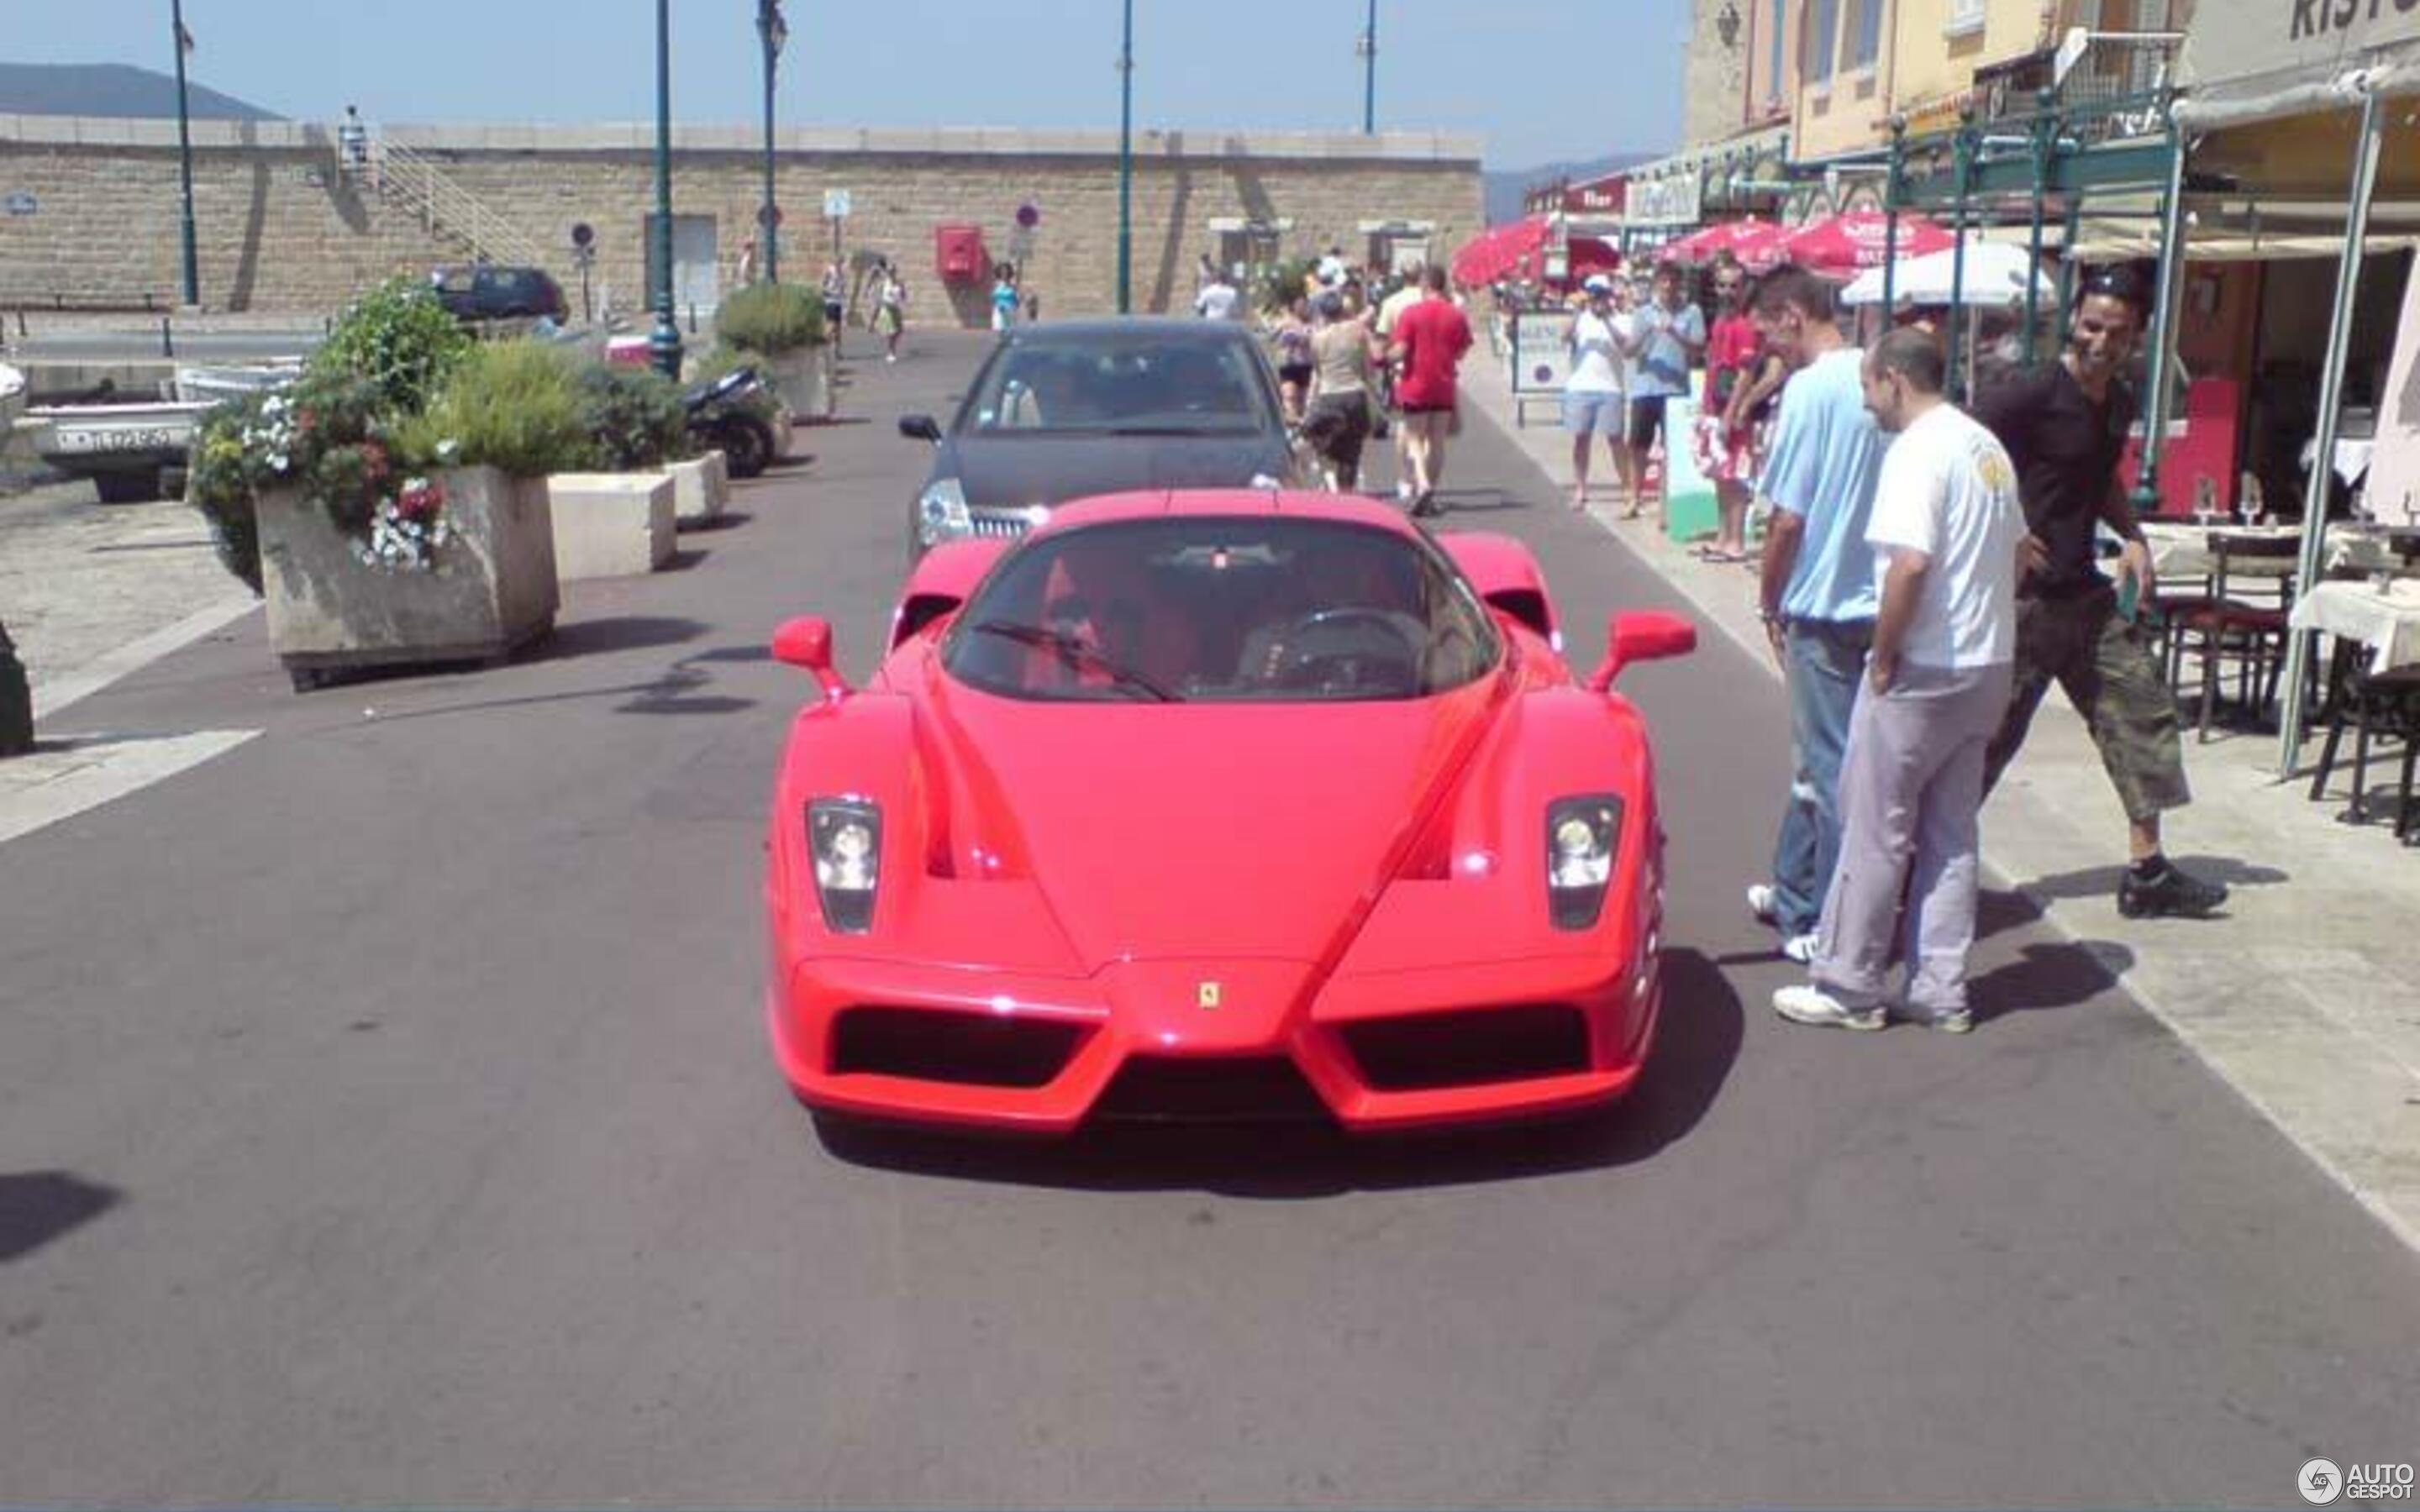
1746, 883, 1779, 927
1772, 984, 1885, 1032
1780, 932, 1817, 965
1895, 1002, 1975, 1034
1396, 480, 1415, 504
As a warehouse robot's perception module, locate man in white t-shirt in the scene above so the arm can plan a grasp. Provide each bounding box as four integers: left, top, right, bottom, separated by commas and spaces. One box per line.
1373, 268, 1429, 502
1194, 272, 1241, 321
1562, 275, 1627, 511
1775, 328, 2023, 1035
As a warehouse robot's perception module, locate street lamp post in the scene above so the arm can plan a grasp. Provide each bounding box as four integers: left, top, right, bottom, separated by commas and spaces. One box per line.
649, 0, 682, 377
1359, 0, 1377, 135
1116, 0, 1134, 314
758, 0, 786, 283
170, 0, 199, 306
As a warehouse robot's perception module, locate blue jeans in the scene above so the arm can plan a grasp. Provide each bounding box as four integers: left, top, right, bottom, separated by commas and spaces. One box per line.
1769, 617, 1874, 938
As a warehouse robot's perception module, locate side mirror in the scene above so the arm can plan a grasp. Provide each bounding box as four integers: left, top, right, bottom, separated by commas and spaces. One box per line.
1588, 609, 1697, 692
772, 615, 850, 700
897, 413, 943, 443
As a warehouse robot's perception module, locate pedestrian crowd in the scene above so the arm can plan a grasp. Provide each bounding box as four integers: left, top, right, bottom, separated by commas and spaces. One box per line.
1718, 259, 2230, 1034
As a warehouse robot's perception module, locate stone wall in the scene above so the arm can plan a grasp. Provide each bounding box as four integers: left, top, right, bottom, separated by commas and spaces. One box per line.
0, 117, 1484, 322
1682, 0, 1751, 150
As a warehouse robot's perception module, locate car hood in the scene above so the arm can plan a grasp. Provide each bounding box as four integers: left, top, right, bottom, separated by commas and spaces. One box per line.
942, 431, 1286, 509
920, 677, 1502, 974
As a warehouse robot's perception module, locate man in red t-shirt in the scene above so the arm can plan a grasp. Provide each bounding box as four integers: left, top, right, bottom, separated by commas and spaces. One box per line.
1386, 265, 1473, 518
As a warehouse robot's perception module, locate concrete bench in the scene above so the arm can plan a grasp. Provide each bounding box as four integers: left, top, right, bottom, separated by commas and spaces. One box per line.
547, 472, 675, 580
667, 451, 729, 527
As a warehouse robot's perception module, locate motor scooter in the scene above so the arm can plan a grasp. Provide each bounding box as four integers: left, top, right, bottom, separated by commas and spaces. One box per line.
686, 366, 777, 479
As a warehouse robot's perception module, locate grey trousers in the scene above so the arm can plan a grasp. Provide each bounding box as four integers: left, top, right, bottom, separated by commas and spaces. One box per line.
1812, 660, 2015, 1013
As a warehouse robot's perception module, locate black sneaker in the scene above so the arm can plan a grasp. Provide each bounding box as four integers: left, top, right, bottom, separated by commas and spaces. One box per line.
1410, 490, 1444, 519
2118, 862, 2229, 919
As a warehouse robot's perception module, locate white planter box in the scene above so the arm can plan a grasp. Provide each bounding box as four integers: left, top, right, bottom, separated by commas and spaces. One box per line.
771, 408, 796, 461
547, 471, 676, 580
667, 451, 729, 527
256, 465, 558, 689
767, 345, 834, 423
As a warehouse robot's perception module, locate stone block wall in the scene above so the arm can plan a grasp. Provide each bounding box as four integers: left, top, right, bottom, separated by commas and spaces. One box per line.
0, 117, 1484, 322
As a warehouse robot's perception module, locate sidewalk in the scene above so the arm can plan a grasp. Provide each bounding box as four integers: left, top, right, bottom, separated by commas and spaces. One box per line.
1462, 342, 2420, 1253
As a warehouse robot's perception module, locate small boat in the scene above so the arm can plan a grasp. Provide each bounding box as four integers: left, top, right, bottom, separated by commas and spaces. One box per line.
19, 396, 213, 504
171, 361, 303, 405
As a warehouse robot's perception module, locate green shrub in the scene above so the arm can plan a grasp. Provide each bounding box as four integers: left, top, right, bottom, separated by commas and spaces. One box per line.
713, 281, 825, 354
188, 392, 272, 594
1259, 255, 1321, 314
399, 340, 592, 478
575, 363, 690, 470
313, 276, 473, 414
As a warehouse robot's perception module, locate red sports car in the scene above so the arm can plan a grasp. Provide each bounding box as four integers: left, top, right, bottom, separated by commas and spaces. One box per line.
764, 489, 1696, 1133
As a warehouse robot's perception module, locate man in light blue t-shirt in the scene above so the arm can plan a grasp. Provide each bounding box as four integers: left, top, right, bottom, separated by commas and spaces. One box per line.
1746, 265, 1891, 960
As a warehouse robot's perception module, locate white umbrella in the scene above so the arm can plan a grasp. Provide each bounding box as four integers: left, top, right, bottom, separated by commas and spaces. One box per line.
1839, 240, 2055, 308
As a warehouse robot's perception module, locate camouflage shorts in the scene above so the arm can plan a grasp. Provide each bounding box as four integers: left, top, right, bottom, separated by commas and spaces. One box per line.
1982, 584, 2192, 822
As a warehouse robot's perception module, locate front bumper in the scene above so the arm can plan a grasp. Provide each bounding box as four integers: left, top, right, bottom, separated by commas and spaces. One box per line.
766, 942, 1661, 1136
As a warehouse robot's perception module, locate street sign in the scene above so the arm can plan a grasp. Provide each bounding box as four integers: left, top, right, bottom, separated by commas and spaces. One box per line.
3, 192, 34, 217
823, 188, 852, 219
759, 203, 783, 228
570, 222, 595, 248
1015, 202, 1040, 228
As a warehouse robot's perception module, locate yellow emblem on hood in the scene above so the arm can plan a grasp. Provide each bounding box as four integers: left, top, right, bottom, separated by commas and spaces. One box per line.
1197, 981, 1223, 1010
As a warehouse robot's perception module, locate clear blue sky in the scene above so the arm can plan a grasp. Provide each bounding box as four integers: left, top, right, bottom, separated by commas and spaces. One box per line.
13, 0, 1687, 170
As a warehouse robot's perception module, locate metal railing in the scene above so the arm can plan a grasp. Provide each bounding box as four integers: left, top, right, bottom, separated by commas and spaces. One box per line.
369, 138, 549, 270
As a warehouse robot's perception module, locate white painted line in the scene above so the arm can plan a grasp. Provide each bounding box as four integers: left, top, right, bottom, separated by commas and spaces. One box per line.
0, 729, 261, 848
31, 596, 260, 721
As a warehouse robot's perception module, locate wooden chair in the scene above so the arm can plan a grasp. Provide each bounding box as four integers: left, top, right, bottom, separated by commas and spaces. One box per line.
2165, 532, 2302, 741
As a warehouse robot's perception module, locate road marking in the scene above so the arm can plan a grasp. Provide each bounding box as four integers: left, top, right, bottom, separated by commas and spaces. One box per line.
30, 596, 259, 721
0, 728, 260, 847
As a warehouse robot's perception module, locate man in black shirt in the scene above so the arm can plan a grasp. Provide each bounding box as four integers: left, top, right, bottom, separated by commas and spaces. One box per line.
1970, 267, 2225, 918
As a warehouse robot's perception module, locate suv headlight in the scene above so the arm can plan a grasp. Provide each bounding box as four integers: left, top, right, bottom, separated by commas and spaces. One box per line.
808, 797, 881, 932
917, 476, 972, 546
1546, 794, 1623, 930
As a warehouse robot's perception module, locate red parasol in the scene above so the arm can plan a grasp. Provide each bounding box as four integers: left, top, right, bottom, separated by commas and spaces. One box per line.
1450, 216, 1621, 287
1775, 212, 1954, 276
1657, 218, 1783, 267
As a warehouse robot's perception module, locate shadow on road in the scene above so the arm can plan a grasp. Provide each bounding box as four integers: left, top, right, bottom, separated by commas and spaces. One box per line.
2009, 853, 2288, 914
522, 615, 713, 665
0, 1171, 122, 1263
808, 948, 1743, 1196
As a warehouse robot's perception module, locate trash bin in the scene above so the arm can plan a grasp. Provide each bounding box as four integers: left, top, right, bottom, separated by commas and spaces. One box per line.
0, 619, 33, 757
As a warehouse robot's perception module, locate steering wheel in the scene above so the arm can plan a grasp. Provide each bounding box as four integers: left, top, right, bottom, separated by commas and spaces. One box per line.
1260, 607, 1423, 696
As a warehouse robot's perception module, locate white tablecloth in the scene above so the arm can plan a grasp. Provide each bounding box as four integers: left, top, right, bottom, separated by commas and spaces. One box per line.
2301, 433, 2377, 485
2142, 522, 2402, 581
2289, 578, 2420, 675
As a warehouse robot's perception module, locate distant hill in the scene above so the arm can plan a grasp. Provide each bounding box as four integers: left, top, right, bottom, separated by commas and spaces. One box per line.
1485, 152, 1658, 225
0, 62, 281, 121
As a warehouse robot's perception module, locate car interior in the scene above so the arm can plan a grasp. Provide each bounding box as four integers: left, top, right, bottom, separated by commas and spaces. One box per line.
944, 521, 1497, 702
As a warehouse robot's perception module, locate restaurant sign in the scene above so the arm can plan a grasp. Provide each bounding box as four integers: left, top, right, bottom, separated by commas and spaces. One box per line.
2179, 0, 2420, 129
1626, 171, 1702, 228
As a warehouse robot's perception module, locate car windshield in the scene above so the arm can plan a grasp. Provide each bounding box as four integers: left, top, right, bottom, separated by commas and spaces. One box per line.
942, 517, 1501, 703
962, 332, 1274, 437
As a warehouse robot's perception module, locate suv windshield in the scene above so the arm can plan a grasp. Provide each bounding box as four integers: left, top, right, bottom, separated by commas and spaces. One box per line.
962, 332, 1274, 438
943, 518, 1501, 703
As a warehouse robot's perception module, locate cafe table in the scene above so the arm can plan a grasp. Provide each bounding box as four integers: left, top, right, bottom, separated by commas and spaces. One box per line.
2288, 576, 2420, 675
2140, 521, 2406, 582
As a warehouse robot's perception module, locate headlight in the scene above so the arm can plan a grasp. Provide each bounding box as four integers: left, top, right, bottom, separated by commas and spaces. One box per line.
1546, 794, 1623, 930
808, 797, 881, 932
916, 476, 971, 546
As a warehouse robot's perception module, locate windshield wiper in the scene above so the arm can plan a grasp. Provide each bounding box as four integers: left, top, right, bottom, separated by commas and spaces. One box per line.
1102, 424, 1255, 437
965, 621, 1180, 702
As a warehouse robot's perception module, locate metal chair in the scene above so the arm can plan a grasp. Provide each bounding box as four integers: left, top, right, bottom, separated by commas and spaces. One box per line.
2165, 532, 2302, 741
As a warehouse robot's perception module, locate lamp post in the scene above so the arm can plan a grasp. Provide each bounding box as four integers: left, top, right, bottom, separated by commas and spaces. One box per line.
170, 0, 199, 306
758, 0, 786, 283
1359, 0, 1377, 134
649, 0, 682, 377
1116, 0, 1134, 314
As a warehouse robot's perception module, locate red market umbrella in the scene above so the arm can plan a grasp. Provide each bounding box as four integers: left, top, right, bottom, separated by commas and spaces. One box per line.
1657, 218, 1782, 266
1776, 211, 1954, 276
1451, 217, 1621, 287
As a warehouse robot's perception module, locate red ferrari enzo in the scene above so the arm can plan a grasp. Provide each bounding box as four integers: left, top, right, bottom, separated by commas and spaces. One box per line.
764, 489, 1696, 1133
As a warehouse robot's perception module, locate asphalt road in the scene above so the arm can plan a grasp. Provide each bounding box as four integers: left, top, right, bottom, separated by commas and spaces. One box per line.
2, 331, 2414, 1508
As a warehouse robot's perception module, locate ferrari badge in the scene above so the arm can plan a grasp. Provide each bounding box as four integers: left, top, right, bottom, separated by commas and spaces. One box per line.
1197, 981, 1223, 1011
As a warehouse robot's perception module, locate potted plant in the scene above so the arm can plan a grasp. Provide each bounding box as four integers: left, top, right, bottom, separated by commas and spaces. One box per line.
188, 281, 569, 690
713, 281, 832, 423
